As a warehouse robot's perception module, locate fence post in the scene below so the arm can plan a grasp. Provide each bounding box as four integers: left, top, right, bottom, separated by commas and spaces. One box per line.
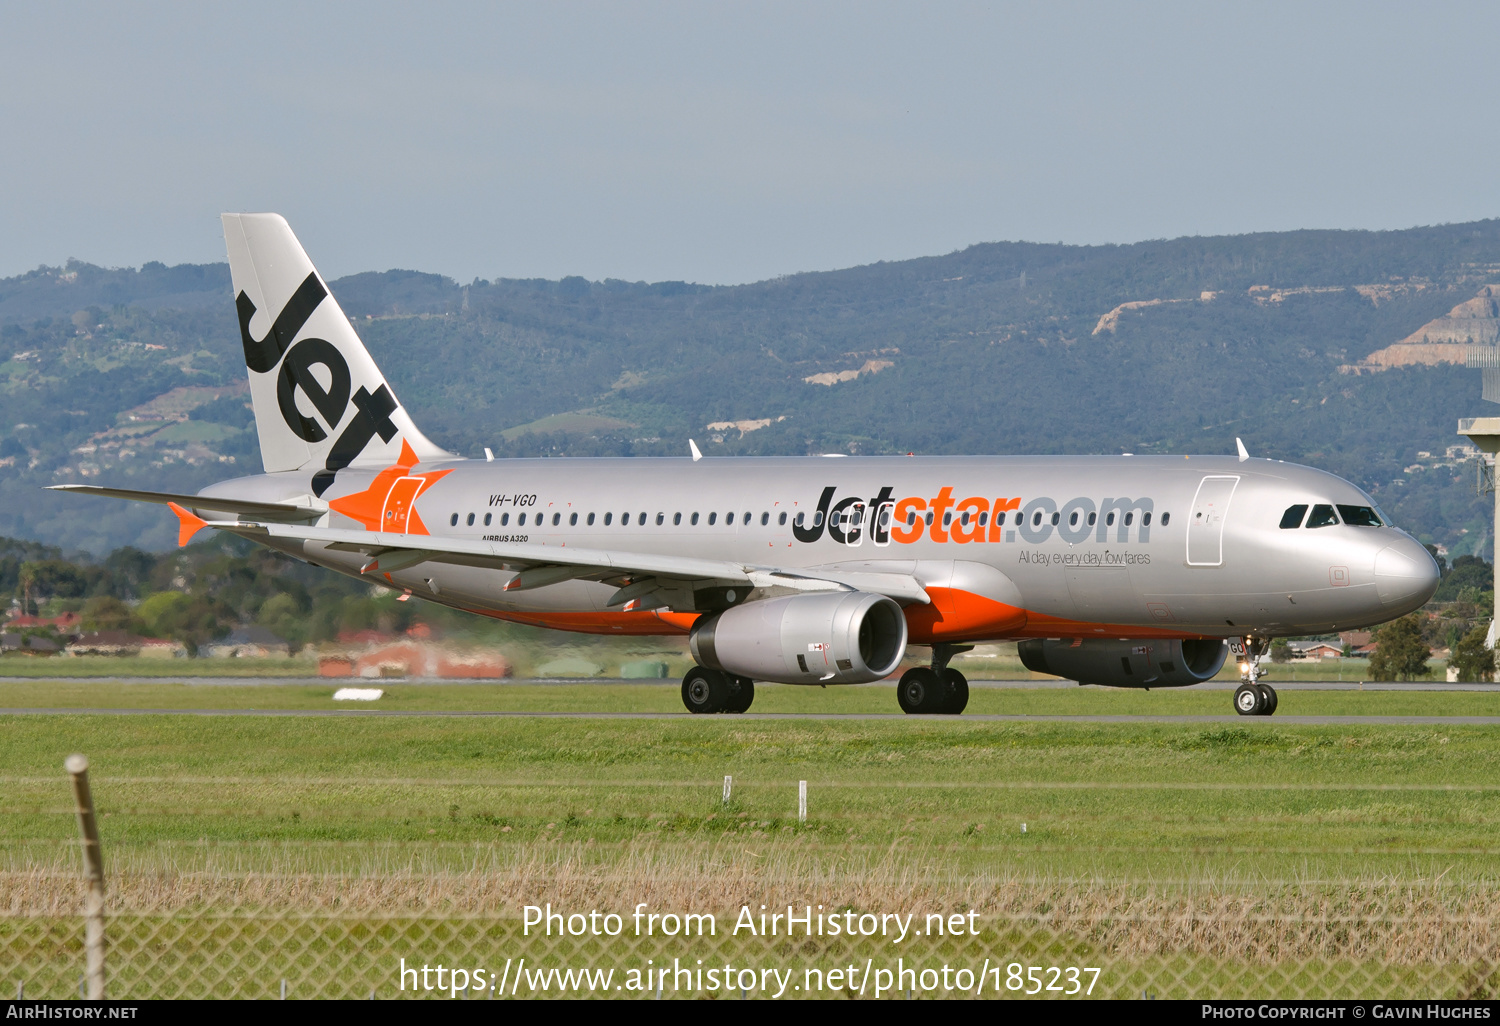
798, 780, 807, 824
65, 754, 104, 1001
723, 775, 732, 804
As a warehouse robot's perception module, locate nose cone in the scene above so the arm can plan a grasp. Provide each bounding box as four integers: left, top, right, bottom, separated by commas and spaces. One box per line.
1374, 538, 1441, 612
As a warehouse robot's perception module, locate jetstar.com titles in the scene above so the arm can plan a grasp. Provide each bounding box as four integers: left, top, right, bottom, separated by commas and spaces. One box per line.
792, 486, 1159, 547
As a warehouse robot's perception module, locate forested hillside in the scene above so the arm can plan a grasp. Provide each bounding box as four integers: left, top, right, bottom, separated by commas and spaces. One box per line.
3, 221, 1499, 557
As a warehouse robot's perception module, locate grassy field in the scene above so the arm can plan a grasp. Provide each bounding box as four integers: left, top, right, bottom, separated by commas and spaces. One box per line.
0, 678, 1494, 716
6, 683, 1500, 998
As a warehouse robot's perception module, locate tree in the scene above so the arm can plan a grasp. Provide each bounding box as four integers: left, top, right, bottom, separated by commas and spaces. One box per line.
1368, 614, 1433, 681
80, 595, 141, 633
1269, 639, 1292, 663
1448, 624, 1495, 683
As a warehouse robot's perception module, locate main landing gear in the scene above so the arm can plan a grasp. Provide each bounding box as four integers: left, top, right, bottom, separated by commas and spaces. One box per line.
681, 666, 755, 714
897, 643, 970, 715
1233, 636, 1278, 717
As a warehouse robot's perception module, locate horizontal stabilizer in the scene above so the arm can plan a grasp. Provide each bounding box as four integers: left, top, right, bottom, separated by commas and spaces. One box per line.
48, 484, 323, 523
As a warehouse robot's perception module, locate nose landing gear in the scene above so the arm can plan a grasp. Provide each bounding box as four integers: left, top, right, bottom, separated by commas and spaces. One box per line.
1233, 636, 1278, 716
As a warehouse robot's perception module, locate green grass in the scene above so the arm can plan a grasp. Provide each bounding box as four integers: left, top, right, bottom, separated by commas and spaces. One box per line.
0, 679, 1495, 717
8, 685, 1500, 999
3, 690, 1499, 880
0, 657, 313, 677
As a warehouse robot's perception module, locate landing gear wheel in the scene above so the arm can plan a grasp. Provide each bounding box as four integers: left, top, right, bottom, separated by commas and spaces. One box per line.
897, 667, 947, 714
1257, 683, 1278, 716
723, 676, 755, 713
682, 666, 729, 714
941, 668, 969, 715
1234, 683, 1263, 716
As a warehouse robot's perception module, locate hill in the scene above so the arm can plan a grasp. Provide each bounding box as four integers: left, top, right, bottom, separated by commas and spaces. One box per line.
2, 221, 1499, 556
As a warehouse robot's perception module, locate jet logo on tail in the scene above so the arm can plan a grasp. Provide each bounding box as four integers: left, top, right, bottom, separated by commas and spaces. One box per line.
237, 271, 401, 495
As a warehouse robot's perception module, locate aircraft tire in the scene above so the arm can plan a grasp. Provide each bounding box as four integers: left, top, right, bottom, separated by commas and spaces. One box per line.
1258, 683, 1278, 716
724, 676, 755, 713
897, 667, 947, 714
941, 668, 969, 715
682, 666, 729, 714
1233, 683, 1263, 716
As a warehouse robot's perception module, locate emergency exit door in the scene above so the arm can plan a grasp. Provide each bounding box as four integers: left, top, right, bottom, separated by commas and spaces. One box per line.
1186, 475, 1239, 567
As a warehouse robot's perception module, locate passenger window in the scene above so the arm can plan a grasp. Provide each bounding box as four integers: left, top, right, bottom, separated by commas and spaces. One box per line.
760, 512, 769, 526
815, 511, 825, 527
501, 512, 510, 526
552, 512, 561, 526
1124, 512, 1133, 526
604, 512, 612, 526
569, 512, 578, 526
907, 512, 917, 527
1068, 511, 1078, 526
1050, 512, 1060, 526
1337, 504, 1383, 527
518, 513, 527, 526
484, 513, 492, 526
691, 512, 700, 525
1106, 512, 1115, 526
1161, 512, 1170, 526
924, 511, 934, 526
743, 512, 751, 525
978, 511, 988, 526
467, 513, 475, 526
778, 512, 787, 526
709, 512, 717, 525
639, 512, 647, 526
1087, 511, 1097, 526
656, 513, 664, 525
1279, 504, 1308, 529
587, 513, 595, 525
727, 511, 735, 524
1032, 511, 1042, 526
1306, 504, 1339, 528
1142, 512, 1151, 526
450, 513, 458, 527
995, 512, 1006, 526
673, 512, 682, 525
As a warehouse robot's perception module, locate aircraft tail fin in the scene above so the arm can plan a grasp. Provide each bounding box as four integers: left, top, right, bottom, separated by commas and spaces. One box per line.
220, 213, 451, 494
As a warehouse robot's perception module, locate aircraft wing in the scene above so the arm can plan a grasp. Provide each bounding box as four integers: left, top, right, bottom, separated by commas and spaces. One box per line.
46, 484, 322, 523
218, 520, 931, 606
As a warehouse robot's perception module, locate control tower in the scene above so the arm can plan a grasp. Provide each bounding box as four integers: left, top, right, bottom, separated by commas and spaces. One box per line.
1458, 346, 1500, 651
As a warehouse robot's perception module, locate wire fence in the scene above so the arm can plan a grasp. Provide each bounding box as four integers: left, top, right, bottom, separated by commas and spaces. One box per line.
7, 884, 1500, 999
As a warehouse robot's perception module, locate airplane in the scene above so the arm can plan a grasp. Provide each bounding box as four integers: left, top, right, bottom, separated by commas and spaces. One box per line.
54, 214, 1441, 717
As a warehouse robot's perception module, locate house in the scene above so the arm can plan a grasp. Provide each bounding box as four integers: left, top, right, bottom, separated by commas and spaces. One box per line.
204, 626, 291, 659
1339, 630, 1373, 650
66, 631, 145, 656
318, 640, 509, 679
6, 611, 81, 631
1286, 640, 1344, 661
2, 633, 60, 655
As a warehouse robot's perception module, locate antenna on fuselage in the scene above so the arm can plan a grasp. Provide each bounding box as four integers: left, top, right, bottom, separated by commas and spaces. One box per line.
1235, 438, 1250, 462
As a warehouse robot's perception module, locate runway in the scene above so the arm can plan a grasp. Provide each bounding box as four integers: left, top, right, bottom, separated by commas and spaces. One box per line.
2, 677, 1497, 691
2, 707, 1498, 725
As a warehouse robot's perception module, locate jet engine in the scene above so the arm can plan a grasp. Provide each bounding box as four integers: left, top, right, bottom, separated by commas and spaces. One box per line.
1017, 638, 1228, 688
689, 592, 907, 685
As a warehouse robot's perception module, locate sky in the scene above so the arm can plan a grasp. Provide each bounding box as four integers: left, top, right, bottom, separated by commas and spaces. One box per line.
2, 1, 1498, 285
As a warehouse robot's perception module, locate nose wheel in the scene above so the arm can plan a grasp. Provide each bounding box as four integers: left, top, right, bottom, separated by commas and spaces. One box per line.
1233, 636, 1278, 716
1234, 682, 1278, 716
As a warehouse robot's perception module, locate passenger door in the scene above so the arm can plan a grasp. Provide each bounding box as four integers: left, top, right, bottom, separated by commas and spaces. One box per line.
1186, 475, 1239, 567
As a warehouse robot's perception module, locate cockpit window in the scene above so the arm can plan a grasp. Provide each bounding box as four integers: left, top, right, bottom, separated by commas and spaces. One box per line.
1336, 504, 1383, 527
1279, 504, 1308, 529
1305, 504, 1339, 528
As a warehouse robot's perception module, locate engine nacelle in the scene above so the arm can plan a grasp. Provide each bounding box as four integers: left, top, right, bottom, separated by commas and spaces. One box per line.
1017, 638, 1228, 688
690, 592, 907, 685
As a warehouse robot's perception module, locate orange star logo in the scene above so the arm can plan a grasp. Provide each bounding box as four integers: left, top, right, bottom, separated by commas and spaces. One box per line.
327, 439, 452, 534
